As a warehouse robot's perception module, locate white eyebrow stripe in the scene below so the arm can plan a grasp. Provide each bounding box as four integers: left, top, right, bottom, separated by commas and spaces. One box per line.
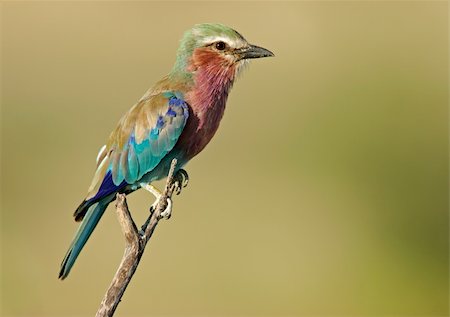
201, 36, 245, 48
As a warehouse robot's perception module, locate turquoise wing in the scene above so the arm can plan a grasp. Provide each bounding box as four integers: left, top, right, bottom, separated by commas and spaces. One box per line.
107, 91, 188, 186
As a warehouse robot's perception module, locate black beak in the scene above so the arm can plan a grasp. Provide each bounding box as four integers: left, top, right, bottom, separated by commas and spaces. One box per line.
237, 44, 274, 60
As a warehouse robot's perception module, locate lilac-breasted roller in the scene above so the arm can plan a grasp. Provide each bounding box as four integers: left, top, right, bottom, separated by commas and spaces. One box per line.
59, 23, 274, 279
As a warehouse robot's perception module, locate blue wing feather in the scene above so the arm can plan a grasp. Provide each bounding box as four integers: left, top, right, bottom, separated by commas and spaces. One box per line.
109, 92, 188, 186
89, 171, 127, 203
83, 91, 188, 207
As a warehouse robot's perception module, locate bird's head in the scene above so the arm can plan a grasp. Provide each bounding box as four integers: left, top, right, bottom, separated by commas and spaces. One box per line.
171, 23, 274, 79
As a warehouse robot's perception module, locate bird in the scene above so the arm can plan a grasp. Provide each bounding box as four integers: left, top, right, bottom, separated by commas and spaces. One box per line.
59, 23, 274, 279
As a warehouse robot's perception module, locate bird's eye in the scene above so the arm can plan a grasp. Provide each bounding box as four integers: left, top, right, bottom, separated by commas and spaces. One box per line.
215, 41, 227, 51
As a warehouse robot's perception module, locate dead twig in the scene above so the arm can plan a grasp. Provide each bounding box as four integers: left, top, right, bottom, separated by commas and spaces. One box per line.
95, 159, 178, 317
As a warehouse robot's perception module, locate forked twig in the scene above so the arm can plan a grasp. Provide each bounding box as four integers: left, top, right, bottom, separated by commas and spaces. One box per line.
95, 159, 178, 317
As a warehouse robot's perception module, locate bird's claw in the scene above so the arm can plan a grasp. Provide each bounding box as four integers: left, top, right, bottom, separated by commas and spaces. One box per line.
171, 169, 189, 195
149, 197, 173, 220
159, 197, 172, 219
144, 170, 188, 220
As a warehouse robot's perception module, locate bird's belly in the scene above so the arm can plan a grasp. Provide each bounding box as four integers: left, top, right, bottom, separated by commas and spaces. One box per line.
178, 114, 222, 161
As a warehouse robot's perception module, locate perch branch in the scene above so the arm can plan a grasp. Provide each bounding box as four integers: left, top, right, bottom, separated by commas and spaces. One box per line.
96, 159, 178, 317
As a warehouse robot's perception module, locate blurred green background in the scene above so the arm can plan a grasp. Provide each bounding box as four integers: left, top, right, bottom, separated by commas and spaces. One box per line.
1, 1, 448, 316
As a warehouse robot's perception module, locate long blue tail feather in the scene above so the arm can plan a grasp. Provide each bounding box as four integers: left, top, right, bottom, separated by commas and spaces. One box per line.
59, 200, 109, 279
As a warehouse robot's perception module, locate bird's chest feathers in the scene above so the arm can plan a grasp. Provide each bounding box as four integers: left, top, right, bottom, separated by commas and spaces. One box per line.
182, 48, 236, 155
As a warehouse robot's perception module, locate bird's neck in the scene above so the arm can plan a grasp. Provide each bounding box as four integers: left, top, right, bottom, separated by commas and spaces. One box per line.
168, 49, 241, 159
182, 48, 237, 115
189, 68, 235, 116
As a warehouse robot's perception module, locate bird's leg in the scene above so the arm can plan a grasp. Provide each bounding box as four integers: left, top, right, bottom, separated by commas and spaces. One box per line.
171, 169, 189, 195
139, 170, 188, 220
140, 183, 172, 220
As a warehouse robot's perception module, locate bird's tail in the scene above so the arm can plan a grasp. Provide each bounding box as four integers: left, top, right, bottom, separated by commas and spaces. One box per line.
59, 200, 109, 279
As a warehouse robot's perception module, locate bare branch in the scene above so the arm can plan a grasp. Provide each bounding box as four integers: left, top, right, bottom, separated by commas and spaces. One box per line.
96, 159, 178, 317
115, 194, 139, 245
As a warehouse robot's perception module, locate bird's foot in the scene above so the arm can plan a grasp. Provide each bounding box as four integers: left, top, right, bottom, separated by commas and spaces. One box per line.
149, 196, 173, 220
142, 183, 173, 220
160, 197, 172, 219
171, 169, 189, 195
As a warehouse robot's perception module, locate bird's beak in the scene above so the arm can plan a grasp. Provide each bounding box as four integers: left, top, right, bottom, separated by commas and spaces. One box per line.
236, 44, 274, 60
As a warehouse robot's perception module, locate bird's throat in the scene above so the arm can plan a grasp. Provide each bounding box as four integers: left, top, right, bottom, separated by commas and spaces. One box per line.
174, 48, 238, 158
186, 48, 237, 117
